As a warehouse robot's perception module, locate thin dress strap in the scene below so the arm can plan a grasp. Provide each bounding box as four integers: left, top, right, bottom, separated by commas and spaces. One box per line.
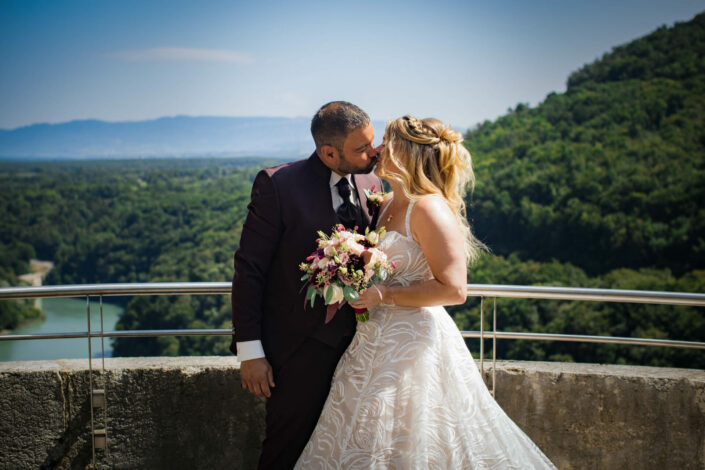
404, 200, 415, 238
378, 195, 393, 227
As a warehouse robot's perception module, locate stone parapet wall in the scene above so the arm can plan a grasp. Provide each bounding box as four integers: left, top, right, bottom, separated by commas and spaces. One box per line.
487, 362, 705, 469
0, 357, 702, 469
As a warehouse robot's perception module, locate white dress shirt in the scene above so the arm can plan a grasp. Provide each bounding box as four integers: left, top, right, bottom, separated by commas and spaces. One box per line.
236, 172, 360, 362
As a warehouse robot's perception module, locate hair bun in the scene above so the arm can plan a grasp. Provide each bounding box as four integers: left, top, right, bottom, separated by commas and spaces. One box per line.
439, 126, 462, 144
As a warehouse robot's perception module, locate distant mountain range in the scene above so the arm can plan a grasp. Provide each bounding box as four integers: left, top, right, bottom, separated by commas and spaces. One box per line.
0, 116, 388, 160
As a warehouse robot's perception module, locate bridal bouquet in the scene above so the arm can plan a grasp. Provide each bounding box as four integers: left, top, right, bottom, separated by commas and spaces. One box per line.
300, 225, 394, 323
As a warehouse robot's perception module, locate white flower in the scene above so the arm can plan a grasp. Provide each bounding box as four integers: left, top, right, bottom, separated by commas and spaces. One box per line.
318, 257, 330, 270
348, 241, 365, 257
324, 284, 344, 304
366, 249, 381, 266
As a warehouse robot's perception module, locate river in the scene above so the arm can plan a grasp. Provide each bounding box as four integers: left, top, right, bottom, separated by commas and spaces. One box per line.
0, 298, 123, 362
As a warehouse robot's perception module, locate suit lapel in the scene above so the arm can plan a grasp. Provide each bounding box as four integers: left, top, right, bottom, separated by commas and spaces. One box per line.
307, 152, 339, 230
352, 174, 374, 226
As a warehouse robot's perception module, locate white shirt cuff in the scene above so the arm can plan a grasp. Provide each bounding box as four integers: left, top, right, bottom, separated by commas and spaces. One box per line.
236, 340, 266, 362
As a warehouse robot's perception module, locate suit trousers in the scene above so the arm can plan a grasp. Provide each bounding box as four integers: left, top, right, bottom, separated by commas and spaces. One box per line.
258, 335, 353, 470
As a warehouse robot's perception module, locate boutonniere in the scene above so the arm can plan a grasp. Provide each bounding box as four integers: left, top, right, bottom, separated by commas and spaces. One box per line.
364, 185, 387, 214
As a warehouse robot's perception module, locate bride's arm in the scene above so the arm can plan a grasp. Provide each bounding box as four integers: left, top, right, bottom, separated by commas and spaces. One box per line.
352, 196, 468, 309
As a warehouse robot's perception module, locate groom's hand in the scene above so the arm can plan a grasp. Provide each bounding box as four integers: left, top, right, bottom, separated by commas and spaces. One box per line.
240, 357, 275, 398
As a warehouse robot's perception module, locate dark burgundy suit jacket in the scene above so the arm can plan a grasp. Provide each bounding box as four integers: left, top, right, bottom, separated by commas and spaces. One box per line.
230, 152, 381, 371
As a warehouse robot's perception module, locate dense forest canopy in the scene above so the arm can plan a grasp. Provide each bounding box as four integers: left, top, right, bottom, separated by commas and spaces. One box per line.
466, 12, 705, 276
1, 12, 704, 367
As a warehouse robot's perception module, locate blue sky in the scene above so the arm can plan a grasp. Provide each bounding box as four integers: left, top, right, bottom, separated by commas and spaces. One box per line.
1, 0, 703, 130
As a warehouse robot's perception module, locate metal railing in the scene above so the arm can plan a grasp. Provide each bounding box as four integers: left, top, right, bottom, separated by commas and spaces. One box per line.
2, 282, 704, 465
3, 281, 704, 391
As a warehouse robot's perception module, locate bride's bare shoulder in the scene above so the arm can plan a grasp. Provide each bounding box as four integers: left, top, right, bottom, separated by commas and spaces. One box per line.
413, 194, 453, 218
410, 195, 457, 238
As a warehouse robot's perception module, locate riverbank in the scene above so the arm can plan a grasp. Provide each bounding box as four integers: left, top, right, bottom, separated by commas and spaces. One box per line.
18, 259, 54, 309
17, 259, 54, 286
0, 259, 54, 333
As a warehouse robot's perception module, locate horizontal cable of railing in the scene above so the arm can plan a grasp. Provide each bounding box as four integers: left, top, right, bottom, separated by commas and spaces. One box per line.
2, 328, 704, 350
2, 282, 705, 306
1, 282, 704, 349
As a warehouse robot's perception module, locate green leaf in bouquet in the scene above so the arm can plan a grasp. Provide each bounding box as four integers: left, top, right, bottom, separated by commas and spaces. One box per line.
324, 285, 334, 304
343, 286, 359, 302
306, 285, 317, 307
301, 274, 309, 281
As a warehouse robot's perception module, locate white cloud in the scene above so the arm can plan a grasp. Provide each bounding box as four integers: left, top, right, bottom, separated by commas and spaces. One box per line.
111, 47, 252, 64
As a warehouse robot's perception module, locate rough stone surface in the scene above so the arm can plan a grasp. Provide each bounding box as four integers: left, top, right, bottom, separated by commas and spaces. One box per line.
0, 357, 265, 470
479, 361, 705, 470
0, 358, 703, 469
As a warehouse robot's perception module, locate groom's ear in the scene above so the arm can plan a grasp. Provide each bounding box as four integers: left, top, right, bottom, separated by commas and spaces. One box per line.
319, 144, 340, 166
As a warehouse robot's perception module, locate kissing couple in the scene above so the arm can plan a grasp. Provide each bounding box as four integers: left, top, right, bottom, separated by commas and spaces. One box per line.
231, 101, 556, 469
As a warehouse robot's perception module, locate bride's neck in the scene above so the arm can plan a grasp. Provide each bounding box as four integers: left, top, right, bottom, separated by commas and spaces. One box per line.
387, 181, 411, 210
388, 181, 405, 199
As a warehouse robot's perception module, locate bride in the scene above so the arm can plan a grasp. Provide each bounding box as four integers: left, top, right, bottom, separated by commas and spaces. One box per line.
295, 116, 557, 469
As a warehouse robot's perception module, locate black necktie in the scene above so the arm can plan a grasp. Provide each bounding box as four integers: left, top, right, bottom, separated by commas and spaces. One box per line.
336, 178, 362, 230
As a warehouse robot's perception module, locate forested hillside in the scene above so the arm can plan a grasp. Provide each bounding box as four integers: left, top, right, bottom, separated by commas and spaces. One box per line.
466, 12, 705, 275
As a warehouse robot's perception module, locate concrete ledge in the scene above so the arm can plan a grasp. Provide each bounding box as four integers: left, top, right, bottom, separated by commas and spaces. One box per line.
486, 362, 705, 470
0, 358, 703, 469
0, 357, 265, 469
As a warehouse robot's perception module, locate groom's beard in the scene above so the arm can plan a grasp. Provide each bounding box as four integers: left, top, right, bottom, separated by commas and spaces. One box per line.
338, 151, 377, 175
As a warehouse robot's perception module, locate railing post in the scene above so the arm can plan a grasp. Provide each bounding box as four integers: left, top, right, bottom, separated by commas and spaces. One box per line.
87, 296, 108, 467
492, 296, 497, 398
479, 296, 484, 379
99, 296, 109, 458
87, 297, 96, 466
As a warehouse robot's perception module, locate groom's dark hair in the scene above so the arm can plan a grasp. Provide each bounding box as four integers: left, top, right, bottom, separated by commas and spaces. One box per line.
311, 101, 370, 152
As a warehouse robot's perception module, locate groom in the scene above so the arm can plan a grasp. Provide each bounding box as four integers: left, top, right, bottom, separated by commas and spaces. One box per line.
230, 101, 382, 469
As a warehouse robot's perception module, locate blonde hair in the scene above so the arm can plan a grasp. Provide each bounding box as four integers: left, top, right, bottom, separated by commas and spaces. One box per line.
378, 115, 484, 263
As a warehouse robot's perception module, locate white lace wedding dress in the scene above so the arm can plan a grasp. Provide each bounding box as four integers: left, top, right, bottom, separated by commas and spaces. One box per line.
295, 200, 557, 469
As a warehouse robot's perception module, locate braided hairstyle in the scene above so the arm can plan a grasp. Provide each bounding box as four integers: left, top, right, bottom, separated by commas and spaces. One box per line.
379, 115, 484, 263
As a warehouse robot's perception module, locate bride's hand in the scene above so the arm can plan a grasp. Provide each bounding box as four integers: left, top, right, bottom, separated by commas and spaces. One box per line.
349, 285, 386, 310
